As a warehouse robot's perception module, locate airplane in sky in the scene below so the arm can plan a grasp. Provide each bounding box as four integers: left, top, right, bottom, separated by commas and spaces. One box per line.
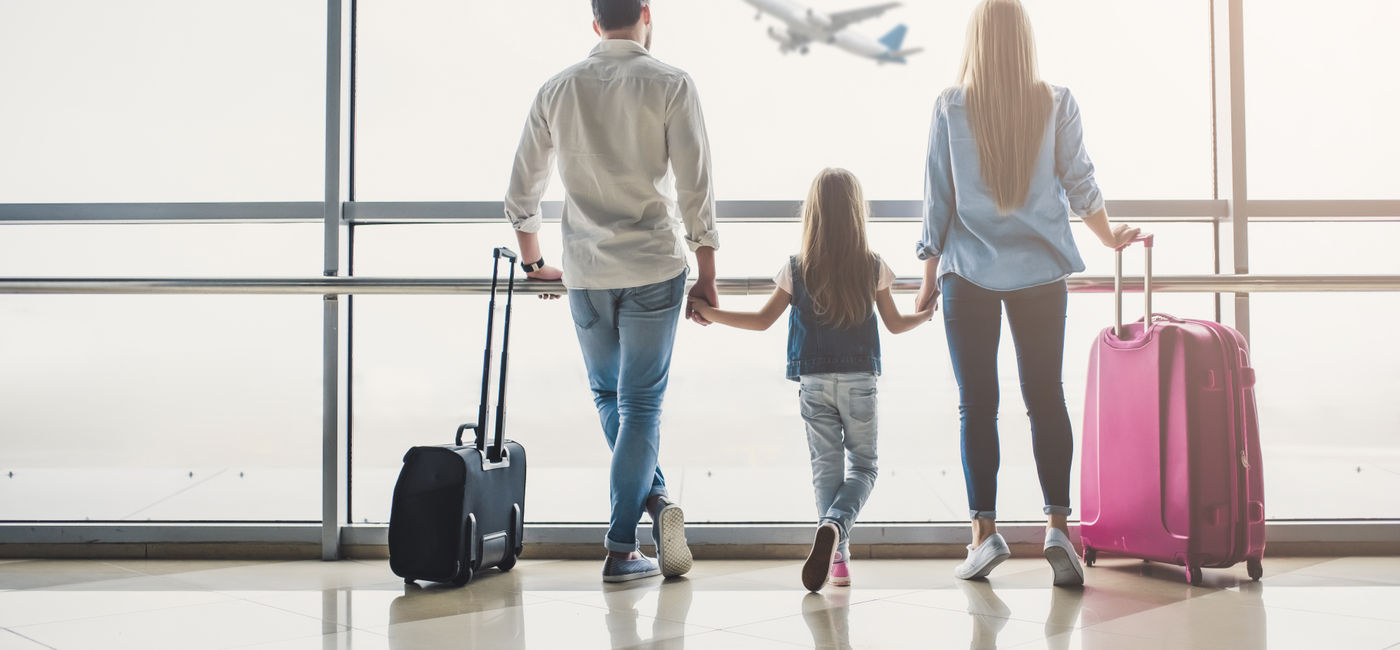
742, 0, 923, 64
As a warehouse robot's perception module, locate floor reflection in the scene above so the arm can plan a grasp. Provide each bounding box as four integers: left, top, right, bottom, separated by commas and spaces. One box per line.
5, 558, 1392, 649
602, 577, 694, 648
802, 591, 852, 649
388, 571, 528, 648
955, 579, 1085, 649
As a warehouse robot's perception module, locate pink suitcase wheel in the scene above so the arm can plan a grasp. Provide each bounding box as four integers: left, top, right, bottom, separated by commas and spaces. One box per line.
1083, 547, 1097, 567
1247, 558, 1263, 581
1186, 565, 1203, 586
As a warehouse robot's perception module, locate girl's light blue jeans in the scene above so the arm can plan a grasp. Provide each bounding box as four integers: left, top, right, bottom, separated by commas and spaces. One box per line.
799, 372, 880, 556
569, 270, 687, 553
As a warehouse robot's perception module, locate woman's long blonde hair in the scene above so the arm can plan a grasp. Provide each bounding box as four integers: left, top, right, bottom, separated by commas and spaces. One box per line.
958, 0, 1053, 214
799, 168, 878, 330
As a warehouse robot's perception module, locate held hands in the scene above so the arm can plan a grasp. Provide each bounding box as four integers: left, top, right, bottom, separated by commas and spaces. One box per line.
686, 296, 714, 324
915, 282, 941, 315
687, 278, 718, 326
527, 264, 564, 301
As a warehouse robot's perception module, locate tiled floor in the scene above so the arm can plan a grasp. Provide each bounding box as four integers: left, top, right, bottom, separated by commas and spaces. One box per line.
1, 556, 1399, 649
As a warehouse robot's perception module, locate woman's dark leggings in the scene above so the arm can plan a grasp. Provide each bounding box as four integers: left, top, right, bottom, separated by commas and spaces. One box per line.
941, 274, 1074, 520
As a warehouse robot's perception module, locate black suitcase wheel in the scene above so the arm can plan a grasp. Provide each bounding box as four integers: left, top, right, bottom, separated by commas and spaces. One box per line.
1083, 547, 1096, 567
1247, 558, 1263, 581
497, 504, 523, 573
1186, 565, 1203, 586
451, 565, 473, 587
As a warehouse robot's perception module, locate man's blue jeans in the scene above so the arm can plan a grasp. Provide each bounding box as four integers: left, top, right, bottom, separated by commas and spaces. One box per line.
569, 270, 687, 553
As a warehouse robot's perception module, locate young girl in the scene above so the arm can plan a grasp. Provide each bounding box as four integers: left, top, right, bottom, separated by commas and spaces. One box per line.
689, 168, 934, 592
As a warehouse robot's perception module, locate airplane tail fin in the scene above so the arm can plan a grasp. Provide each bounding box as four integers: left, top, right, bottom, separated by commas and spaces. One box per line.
878, 23, 908, 52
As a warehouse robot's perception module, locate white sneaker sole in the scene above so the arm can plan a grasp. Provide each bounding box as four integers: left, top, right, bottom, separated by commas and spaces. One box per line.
955, 551, 1011, 580
602, 566, 661, 583
656, 505, 692, 578
1044, 545, 1085, 587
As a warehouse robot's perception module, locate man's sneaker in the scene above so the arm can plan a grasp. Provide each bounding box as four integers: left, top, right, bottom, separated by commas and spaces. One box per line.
954, 533, 1011, 580
602, 554, 661, 583
828, 551, 851, 587
802, 522, 840, 592
652, 497, 693, 578
1043, 527, 1085, 587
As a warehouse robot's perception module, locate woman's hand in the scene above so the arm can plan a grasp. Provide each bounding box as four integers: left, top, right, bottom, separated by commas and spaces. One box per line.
1100, 224, 1143, 250
527, 264, 564, 300
915, 282, 941, 314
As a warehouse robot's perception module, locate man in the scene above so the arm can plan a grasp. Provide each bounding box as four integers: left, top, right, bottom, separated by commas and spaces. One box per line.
504, 0, 719, 582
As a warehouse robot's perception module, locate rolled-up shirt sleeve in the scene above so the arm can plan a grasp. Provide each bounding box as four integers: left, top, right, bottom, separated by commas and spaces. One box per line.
504, 87, 554, 233
917, 96, 955, 260
666, 73, 720, 251
1054, 88, 1105, 217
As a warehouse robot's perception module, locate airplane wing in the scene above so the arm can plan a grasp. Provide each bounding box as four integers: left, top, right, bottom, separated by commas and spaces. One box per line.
828, 2, 902, 31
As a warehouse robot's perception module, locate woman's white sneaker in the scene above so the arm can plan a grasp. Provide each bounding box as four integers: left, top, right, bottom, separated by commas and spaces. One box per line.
1043, 527, 1085, 587
954, 533, 1011, 580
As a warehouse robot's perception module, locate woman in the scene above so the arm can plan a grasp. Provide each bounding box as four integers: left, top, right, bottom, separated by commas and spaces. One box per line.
914, 0, 1140, 587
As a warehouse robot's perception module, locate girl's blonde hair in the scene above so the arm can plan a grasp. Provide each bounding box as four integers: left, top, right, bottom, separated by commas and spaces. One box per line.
799, 168, 878, 330
958, 0, 1053, 215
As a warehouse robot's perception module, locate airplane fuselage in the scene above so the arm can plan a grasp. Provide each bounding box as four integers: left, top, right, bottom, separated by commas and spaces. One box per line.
743, 0, 906, 63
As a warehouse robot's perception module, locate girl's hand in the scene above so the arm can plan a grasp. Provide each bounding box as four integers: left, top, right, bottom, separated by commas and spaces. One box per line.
915, 283, 940, 313
687, 296, 713, 321
1101, 224, 1143, 250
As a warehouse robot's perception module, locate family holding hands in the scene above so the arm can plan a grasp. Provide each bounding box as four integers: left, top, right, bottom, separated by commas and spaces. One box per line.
505, 0, 1142, 591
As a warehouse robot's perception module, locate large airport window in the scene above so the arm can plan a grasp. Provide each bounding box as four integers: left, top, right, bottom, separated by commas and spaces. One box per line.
0, 225, 325, 521
348, 222, 1218, 524
0, 1, 326, 202
354, 0, 1212, 202
1244, 0, 1400, 199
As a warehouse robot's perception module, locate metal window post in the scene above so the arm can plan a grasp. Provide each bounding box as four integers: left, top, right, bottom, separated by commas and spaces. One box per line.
1212, 0, 1251, 339
322, 0, 347, 561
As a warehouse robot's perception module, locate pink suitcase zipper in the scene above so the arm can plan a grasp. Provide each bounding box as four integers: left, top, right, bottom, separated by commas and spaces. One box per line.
1079, 236, 1265, 585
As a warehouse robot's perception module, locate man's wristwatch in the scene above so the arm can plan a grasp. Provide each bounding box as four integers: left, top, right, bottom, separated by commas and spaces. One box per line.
521, 258, 545, 273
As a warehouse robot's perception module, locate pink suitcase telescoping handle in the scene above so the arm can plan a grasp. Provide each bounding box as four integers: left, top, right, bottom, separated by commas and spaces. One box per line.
1114, 234, 1155, 338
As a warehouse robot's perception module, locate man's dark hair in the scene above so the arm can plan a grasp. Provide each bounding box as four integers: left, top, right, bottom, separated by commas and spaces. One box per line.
593, 0, 646, 31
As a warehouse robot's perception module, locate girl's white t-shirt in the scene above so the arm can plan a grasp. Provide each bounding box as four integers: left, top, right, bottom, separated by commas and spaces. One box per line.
774, 256, 897, 295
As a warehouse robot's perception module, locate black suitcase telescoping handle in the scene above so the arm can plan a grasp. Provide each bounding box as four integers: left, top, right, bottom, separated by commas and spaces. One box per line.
454, 247, 518, 464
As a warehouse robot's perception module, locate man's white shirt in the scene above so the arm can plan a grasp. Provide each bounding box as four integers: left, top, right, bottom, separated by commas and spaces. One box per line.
505, 39, 720, 290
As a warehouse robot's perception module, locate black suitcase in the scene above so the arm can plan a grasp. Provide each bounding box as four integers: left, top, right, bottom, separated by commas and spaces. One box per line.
388, 246, 527, 586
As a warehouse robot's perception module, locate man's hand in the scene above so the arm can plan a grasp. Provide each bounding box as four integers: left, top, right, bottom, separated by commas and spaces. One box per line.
687, 296, 714, 323
687, 278, 717, 325
527, 264, 564, 301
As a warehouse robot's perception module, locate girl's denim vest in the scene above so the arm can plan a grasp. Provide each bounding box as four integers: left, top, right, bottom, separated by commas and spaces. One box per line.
786, 256, 882, 381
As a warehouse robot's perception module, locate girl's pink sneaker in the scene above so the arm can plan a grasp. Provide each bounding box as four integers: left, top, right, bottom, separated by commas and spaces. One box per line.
828, 552, 851, 587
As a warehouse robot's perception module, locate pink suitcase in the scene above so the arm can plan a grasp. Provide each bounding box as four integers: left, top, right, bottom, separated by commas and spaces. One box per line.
1079, 236, 1265, 585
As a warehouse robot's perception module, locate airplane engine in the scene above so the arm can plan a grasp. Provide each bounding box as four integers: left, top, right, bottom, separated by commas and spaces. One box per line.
804, 8, 832, 30
766, 25, 796, 50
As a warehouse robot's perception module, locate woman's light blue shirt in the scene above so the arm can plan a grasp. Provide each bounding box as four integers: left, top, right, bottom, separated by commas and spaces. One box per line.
916, 85, 1104, 292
